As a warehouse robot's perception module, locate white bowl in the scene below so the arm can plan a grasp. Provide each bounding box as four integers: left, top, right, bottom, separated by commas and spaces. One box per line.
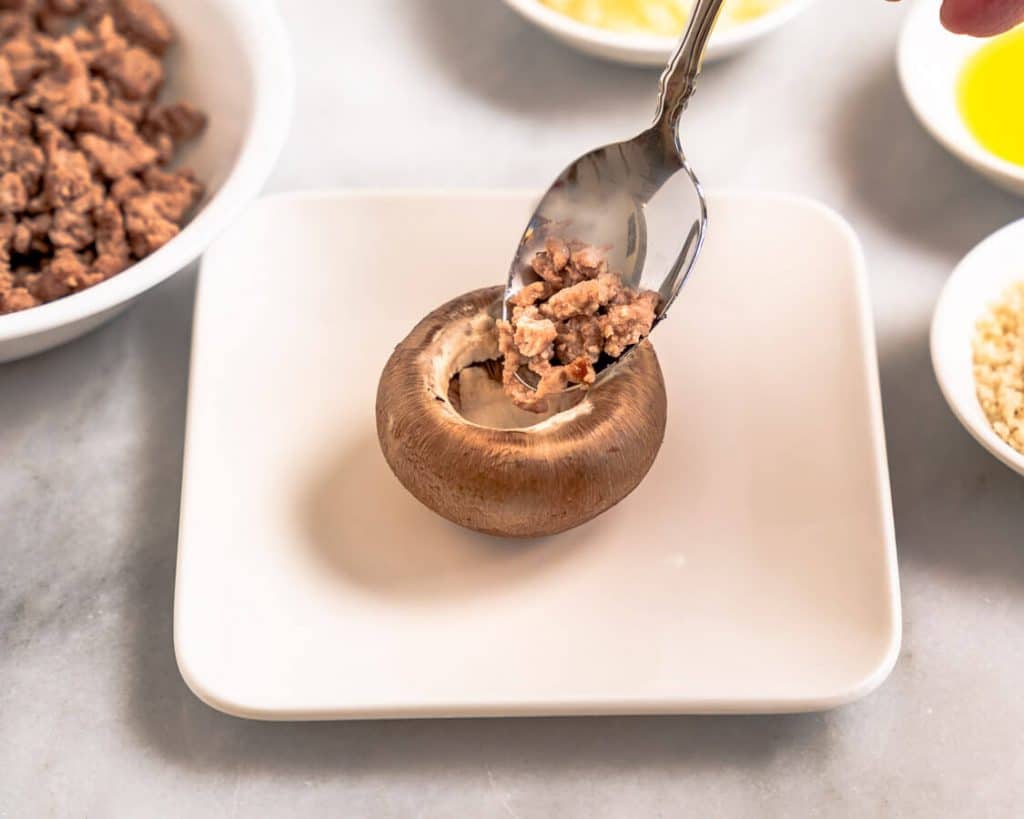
0, 0, 293, 363
899, 0, 1024, 197
932, 217, 1024, 477
501, 0, 823, 66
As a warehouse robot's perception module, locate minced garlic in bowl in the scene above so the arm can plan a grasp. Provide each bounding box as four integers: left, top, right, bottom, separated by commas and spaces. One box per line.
539, 0, 790, 36
973, 280, 1024, 454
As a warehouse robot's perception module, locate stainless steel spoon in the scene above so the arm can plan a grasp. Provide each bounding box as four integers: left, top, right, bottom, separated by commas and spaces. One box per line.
503, 0, 726, 390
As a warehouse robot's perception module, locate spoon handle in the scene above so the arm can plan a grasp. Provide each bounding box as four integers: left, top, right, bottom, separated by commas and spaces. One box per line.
652, 0, 727, 149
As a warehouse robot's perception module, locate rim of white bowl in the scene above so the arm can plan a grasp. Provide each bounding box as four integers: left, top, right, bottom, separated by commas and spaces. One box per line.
0, 0, 295, 344
898, 0, 1024, 190
501, 0, 824, 60
931, 217, 1024, 476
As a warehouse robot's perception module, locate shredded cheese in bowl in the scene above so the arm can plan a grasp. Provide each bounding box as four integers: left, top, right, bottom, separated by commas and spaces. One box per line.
539, 0, 790, 36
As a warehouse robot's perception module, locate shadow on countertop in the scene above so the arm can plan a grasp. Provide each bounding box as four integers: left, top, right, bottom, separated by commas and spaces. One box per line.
829, 54, 1024, 579
0, 296, 140, 652
403, 0, 757, 124
832, 56, 1019, 259
878, 325, 1024, 589
404, 0, 658, 115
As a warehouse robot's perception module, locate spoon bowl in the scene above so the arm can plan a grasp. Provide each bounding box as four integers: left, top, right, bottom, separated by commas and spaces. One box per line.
504, 0, 725, 391
503, 128, 707, 311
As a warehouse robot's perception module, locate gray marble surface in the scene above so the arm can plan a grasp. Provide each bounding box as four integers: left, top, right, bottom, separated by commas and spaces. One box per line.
4, 0, 1024, 815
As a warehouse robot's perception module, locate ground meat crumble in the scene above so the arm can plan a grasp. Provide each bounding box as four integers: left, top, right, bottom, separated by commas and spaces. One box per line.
497, 236, 660, 412
0, 0, 206, 316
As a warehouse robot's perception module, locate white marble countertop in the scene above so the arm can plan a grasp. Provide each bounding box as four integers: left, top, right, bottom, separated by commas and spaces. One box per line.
4, 0, 1024, 815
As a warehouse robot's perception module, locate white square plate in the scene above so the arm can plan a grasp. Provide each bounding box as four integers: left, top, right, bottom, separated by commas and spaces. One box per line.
176, 190, 901, 719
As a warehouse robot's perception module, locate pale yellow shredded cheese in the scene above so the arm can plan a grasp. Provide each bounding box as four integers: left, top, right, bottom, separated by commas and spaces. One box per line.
539, 0, 790, 36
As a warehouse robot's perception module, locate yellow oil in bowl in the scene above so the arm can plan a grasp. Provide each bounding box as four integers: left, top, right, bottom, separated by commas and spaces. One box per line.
958, 27, 1024, 167
539, 0, 785, 36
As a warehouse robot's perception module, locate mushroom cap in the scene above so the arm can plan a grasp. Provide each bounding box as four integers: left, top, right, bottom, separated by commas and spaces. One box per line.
375, 287, 668, 538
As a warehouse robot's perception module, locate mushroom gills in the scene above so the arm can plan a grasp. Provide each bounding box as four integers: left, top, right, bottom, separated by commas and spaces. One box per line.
449, 361, 580, 430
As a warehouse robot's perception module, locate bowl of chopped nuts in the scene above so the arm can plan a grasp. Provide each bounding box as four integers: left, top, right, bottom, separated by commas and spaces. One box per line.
932, 216, 1024, 477
0, 0, 293, 362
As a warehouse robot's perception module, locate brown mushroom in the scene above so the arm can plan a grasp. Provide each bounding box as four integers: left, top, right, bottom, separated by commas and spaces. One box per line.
375, 286, 668, 538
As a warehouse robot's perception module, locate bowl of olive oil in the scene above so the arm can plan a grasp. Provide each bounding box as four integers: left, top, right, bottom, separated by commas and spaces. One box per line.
900, 0, 1024, 196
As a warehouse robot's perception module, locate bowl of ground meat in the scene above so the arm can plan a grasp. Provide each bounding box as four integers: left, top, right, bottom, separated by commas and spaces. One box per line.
0, 0, 292, 362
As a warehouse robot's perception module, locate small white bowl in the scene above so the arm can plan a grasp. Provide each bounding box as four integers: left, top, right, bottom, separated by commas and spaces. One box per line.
899, 0, 1024, 197
932, 217, 1024, 477
501, 0, 823, 66
0, 0, 294, 363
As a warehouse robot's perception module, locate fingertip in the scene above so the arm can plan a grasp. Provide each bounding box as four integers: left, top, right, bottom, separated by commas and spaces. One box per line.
939, 2, 969, 34
940, 0, 1024, 36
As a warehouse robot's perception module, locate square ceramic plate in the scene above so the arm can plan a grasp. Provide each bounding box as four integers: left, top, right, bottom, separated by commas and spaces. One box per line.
175, 190, 901, 719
